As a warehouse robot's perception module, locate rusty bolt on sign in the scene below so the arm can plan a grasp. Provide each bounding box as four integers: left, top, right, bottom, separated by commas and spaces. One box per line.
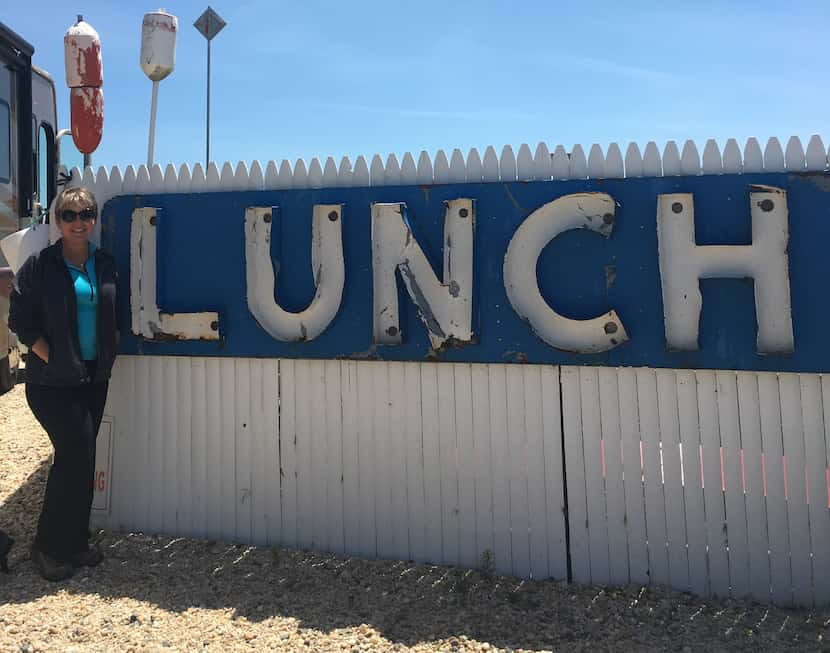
671, 202, 683, 214
459, 208, 469, 218
328, 211, 339, 222
760, 199, 774, 212
263, 212, 271, 223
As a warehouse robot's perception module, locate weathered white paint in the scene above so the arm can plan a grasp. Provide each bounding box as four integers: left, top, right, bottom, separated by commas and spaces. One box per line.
656, 188, 793, 353
561, 365, 830, 607
91, 417, 113, 513
371, 199, 473, 349
805, 135, 827, 171
503, 193, 628, 354
245, 204, 345, 341
130, 207, 219, 340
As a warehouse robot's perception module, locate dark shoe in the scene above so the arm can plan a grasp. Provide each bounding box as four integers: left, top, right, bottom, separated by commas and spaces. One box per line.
0, 531, 13, 572
70, 544, 103, 568
30, 548, 74, 581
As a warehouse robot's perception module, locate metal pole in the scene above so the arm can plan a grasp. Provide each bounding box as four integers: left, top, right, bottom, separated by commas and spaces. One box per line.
206, 38, 211, 167
147, 80, 159, 167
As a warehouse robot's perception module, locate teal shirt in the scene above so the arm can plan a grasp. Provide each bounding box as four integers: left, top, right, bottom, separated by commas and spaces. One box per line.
64, 244, 98, 361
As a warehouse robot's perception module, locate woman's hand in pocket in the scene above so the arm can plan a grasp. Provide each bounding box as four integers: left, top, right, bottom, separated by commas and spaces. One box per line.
31, 338, 50, 364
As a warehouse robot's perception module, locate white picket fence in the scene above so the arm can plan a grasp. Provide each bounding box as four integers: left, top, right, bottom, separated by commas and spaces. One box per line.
98, 356, 568, 581
57, 133, 830, 245
57, 132, 827, 228
561, 366, 830, 608
77, 138, 830, 607
94, 356, 830, 608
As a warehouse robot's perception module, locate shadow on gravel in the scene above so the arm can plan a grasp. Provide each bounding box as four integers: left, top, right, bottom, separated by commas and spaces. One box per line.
0, 457, 49, 559
0, 516, 824, 652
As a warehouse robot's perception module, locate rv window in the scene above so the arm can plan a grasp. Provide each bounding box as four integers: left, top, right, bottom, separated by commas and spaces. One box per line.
0, 101, 9, 183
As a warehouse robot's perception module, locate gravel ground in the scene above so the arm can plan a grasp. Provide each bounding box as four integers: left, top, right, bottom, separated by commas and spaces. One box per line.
1, 384, 829, 652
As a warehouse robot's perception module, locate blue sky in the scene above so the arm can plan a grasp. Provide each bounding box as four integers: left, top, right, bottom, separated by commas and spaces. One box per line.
7, 1, 830, 170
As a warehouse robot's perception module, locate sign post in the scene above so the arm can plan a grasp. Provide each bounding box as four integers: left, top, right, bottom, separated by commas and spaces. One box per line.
193, 7, 226, 168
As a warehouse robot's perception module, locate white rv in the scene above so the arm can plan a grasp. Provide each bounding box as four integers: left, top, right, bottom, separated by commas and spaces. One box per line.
0, 22, 59, 391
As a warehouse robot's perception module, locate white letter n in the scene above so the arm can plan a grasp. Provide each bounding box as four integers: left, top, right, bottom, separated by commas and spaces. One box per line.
371, 200, 473, 349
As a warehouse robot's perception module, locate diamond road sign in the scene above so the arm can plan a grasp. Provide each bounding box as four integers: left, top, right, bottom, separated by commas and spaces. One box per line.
193, 7, 226, 41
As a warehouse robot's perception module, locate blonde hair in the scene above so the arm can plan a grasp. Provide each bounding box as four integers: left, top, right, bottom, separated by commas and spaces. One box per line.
54, 187, 98, 217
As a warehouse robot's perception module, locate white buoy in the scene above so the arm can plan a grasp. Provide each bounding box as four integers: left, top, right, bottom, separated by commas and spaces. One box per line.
140, 9, 178, 166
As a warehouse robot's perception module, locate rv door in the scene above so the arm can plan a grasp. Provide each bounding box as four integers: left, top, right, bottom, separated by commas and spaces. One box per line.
0, 22, 35, 392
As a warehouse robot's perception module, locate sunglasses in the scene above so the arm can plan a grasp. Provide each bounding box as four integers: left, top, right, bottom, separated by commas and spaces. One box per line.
60, 208, 97, 223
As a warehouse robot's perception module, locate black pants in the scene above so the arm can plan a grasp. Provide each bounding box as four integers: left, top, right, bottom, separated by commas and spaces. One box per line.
26, 373, 108, 561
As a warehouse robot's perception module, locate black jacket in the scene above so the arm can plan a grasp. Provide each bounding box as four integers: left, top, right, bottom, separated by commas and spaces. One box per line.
9, 240, 118, 386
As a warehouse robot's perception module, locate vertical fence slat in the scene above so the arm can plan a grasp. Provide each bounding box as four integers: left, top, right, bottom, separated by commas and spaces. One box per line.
562, 367, 590, 584
438, 364, 460, 566
779, 374, 812, 605
696, 370, 729, 598
421, 363, 443, 564
488, 365, 512, 575
737, 372, 772, 603
722, 138, 742, 173
373, 363, 393, 558
676, 370, 708, 598
309, 360, 328, 551
249, 360, 266, 545
114, 359, 136, 531
802, 375, 830, 605
506, 366, 531, 578
816, 376, 830, 604
758, 373, 792, 605
524, 365, 549, 579
324, 360, 344, 554
190, 358, 207, 539
356, 362, 377, 558
466, 148, 483, 182
472, 365, 494, 568
149, 358, 165, 535
235, 359, 252, 543
248, 360, 265, 545
219, 359, 237, 540
279, 359, 298, 549
340, 361, 361, 555
433, 150, 450, 184
541, 366, 566, 580
599, 368, 628, 586
404, 362, 426, 562
617, 367, 648, 584
176, 358, 192, 537
400, 153, 417, 184
263, 360, 281, 546
388, 361, 410, 562
656, 370, 690, 592
717, 371, 750, 599
205, 358, 222, 539
455, 364, 478, 570
637, 368, 670, 586
135, 357, 151, 533
551, 145, 570, 180
580, 367, 610, 584
294, 360, 313, 549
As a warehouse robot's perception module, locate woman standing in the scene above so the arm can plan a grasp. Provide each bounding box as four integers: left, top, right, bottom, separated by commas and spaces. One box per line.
9, 187, 118, 581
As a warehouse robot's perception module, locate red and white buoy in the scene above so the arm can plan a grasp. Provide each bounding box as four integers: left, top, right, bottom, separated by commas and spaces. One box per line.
64, 16, 104, 158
